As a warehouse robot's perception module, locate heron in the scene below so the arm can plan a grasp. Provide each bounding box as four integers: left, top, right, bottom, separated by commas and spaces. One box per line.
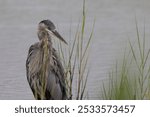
26, 19, 68, 100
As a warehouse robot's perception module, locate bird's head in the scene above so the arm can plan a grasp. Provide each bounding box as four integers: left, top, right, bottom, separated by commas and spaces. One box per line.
38, 19, 67, 44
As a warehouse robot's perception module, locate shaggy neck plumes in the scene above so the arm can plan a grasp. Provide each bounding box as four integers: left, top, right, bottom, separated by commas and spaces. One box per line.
38, 30, 53, 58
38, 30, 53, 93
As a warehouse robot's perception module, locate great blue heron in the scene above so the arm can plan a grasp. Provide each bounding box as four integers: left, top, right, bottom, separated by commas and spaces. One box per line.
26, 20, 68, 100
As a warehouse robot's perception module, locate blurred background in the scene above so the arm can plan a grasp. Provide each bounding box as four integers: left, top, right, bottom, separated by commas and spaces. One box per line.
0, 0, 150, 99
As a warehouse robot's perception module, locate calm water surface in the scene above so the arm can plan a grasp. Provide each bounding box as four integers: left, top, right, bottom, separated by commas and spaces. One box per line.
0, 0, 150, 99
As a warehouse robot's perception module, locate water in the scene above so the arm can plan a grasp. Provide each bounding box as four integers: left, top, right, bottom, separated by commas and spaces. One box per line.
0, 0, 150, 99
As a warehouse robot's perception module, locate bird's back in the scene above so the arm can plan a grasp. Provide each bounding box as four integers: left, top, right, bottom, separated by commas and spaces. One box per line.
26, 42, 67, 100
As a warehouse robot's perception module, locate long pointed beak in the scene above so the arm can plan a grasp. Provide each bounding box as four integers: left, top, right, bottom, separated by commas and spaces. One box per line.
46, 29, 68, 45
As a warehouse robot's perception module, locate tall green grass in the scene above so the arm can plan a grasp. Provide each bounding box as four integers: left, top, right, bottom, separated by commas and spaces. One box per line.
58, 0, 95, 100
102, 20, 150, 100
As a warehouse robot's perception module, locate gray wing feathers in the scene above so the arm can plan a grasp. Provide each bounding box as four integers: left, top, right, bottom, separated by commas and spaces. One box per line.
26, 43, 67, 100
26, 43, 42, 83
47, 72, 63, 99
48, 49, 67, 99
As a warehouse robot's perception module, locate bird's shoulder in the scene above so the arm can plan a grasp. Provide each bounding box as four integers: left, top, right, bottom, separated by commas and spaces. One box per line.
28, 42, 40, 54
26, 42, 41, 78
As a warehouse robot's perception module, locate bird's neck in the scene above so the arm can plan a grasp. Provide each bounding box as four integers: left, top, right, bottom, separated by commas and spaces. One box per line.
40, 36, 52, 57
40, 35, 52, 78
39, 36, 51, 95
38, 31, 52, 49
38, 30, 52, 57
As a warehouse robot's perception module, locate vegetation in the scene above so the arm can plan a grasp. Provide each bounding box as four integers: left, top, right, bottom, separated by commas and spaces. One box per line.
102, 20, 150, 100
57, 0, 95, 100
